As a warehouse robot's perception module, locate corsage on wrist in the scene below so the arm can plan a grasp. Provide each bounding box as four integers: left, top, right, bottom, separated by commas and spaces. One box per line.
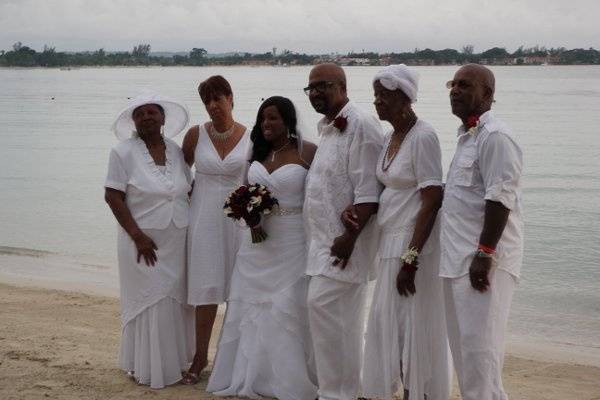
400, 247, 419, 271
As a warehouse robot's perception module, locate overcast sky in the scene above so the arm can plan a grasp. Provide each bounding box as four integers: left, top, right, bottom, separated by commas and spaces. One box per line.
1, 0, 598, 54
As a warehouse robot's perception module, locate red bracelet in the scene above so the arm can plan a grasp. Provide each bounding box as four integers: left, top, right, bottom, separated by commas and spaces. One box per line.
477, 244, 496, 254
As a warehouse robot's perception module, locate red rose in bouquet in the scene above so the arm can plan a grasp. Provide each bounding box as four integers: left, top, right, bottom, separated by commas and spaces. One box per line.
224, 184, 279, 243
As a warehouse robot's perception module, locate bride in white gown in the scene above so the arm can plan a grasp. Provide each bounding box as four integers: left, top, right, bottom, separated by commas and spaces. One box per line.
207, 96, 318, 400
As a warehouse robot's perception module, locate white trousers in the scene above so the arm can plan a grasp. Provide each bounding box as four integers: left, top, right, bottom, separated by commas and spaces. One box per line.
307, 275, 366, 400
444, 268, 516, 400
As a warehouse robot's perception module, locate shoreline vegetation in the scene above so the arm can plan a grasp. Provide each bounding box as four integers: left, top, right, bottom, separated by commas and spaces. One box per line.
2, 42, 600, 68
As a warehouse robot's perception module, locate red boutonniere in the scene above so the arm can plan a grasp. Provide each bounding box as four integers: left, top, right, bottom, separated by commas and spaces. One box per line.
466, 115, 480, 136
333, 115, 348, 132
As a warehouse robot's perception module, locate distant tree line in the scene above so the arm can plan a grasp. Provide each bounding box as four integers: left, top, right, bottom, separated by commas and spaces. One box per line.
1, 42, 599, 67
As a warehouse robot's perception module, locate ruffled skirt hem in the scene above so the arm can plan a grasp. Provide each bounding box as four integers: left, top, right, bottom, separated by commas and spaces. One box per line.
119, 296, 194, 389
207, 278, 317, 400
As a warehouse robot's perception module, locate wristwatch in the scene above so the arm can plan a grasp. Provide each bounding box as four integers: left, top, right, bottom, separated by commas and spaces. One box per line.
475, 250, 494, 259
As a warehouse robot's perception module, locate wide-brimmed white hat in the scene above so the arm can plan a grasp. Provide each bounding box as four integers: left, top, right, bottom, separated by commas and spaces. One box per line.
112, 93, 190, 140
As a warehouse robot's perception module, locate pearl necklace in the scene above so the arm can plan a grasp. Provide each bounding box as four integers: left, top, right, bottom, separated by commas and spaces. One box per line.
210, 122, 235, 141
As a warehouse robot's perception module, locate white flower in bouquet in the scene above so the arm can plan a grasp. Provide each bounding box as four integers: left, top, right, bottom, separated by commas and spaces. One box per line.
249, 196, 262, 206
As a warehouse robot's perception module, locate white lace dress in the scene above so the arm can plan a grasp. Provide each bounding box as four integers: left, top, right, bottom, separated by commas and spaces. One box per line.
207, 162, 317, 400
187, 125, 250, 305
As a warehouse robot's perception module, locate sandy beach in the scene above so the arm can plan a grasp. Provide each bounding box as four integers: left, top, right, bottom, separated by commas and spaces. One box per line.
1, 251, 600, 400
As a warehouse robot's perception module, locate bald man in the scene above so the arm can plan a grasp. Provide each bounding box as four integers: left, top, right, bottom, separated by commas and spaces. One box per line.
303, 64, 383, 400
441, 64, 524, 400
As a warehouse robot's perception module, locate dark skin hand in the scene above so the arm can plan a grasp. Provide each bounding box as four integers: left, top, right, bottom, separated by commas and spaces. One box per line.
331, 202, 378, 269
105, 188, 158, 267
342, 186, 443, 296
470, 200, 510, 292
396, 265, 417, 297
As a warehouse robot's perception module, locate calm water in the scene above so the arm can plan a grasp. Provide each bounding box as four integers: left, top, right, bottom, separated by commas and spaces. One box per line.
1, 66, 599, 349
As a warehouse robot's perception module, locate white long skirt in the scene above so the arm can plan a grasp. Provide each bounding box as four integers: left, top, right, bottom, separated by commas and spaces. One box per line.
363, 252, 450, 400
117, 222, 194, 389
207, 214, 317, 400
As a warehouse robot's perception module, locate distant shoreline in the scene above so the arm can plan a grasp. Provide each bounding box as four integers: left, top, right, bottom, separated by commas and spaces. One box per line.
2, 64, 600, 70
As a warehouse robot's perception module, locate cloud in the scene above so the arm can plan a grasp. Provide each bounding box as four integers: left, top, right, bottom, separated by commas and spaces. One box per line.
1, 0, 598, 53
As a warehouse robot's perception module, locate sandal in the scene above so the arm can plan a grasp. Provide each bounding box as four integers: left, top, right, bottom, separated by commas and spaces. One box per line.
181, 371, 200, 385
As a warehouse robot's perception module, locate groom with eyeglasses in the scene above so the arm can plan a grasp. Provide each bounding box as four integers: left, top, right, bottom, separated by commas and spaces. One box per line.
303, 63, 383, 400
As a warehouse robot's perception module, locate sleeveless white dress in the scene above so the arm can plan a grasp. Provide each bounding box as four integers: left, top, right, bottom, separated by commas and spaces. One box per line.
187, 125, 250, 305
207, 162, 317, 400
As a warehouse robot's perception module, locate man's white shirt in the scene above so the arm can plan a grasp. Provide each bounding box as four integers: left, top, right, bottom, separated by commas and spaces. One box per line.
440, 110, 524, 279
304, 101, 384, 283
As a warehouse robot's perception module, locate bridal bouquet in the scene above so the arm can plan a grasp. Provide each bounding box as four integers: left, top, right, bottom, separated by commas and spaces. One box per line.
224, 184, 279, 243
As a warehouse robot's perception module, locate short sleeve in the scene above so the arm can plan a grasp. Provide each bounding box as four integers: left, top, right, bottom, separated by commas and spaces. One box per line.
105, 149, 128, 192
348, 115, 384, 204
413, 129, 443, 189
479, 132, 523, 210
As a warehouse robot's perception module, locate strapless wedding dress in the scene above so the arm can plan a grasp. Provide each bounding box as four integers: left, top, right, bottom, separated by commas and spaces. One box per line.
207, 161, 317, 400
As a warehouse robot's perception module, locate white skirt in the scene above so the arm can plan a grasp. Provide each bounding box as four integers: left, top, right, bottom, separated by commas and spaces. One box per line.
120, 296, 194, 389
363, 253, 450, 400
207, 214, 317, 400
117, 222, 194, 389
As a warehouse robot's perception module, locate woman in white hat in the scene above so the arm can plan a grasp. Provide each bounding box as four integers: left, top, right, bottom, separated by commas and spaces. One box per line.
343, 65, 450, 400
104, 94, 194, 389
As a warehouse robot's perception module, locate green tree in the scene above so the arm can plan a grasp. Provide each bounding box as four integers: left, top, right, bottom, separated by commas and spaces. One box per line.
189, 47, 207, 65
132, 44, 151, 58
481, 47, 509, 60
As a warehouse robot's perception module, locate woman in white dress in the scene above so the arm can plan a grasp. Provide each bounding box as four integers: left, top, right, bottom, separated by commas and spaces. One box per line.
343, 65, 450, 400
104, 94, 194, 389
207, 96, 318, 400
182, 75, 251, 383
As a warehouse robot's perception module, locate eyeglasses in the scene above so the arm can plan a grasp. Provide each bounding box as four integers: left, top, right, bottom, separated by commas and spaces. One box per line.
303, 81, 336, 95
446, 80, 473, 90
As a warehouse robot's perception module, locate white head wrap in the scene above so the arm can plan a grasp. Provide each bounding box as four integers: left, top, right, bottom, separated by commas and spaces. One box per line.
373, 64, 419, 103
111, 93, 190, 141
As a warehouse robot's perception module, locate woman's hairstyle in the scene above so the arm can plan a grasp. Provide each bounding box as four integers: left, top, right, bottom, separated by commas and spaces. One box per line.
198, 75, 233, 105
250, 96, 299, 163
